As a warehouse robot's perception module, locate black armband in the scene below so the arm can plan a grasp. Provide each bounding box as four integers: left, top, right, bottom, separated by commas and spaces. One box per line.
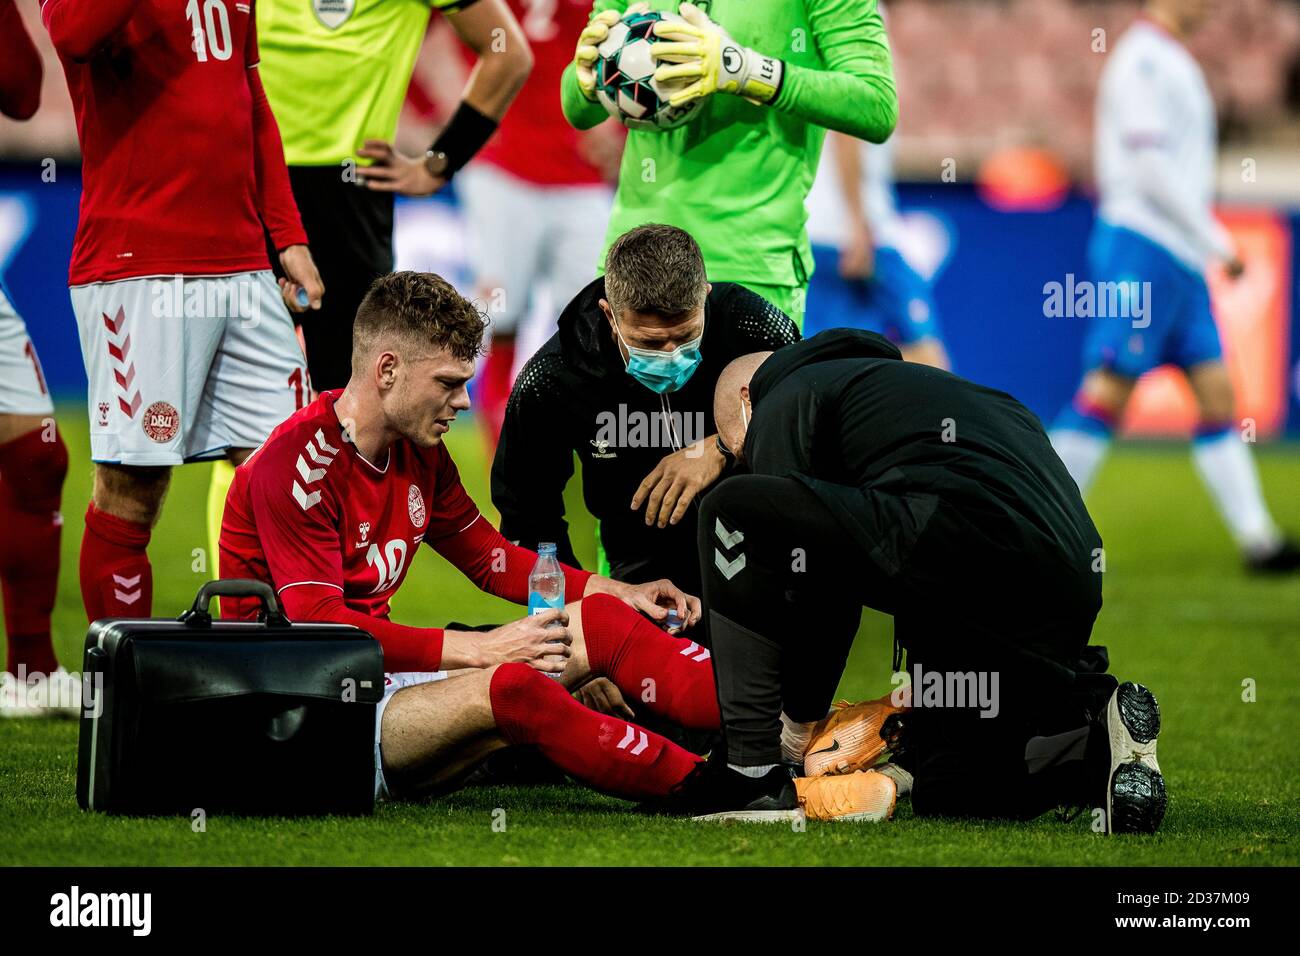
715, 434, 737, 467
429, 101, 498, 177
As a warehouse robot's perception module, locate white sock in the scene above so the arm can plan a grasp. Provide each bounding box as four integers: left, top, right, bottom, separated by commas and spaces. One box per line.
729, 763, 777, 778
1050, 429, 1111, 494
875, 762, 913, 798
1190, 430, 1281, 555
779, 712, 815, 766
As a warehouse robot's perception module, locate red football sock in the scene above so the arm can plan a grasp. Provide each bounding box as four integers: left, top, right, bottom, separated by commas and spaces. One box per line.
580, 593, 721, 730
80, 501, 152, 622
477, 337, 515, 454
0, 428, 67, 675
490, 662, 702, 800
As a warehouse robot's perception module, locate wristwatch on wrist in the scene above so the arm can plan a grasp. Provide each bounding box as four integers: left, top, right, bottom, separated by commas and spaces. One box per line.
715, 434, 736, 466
424, 149, 450, 180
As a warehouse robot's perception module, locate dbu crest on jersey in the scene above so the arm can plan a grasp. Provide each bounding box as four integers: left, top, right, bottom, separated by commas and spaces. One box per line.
142, 401, 179, 443
312, 0, 355, 30
407, 484, 426, 529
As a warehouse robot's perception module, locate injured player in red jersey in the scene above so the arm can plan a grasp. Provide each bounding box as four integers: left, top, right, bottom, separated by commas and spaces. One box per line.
219, 271, 902, 816
217, 271, 726, 802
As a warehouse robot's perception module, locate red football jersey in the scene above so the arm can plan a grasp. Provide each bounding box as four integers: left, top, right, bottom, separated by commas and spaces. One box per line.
219, 391, 590, 626
469, 0, 611, 186
42, 0, 305, 284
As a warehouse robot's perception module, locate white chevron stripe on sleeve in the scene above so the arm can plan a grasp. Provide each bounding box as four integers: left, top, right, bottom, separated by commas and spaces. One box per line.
305, 439, 334, 467
296, 454, 326, 484
292, 480, 322, 511
315, 429, 340, 455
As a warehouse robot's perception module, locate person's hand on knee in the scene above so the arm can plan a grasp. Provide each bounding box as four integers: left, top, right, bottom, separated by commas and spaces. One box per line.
574, 677, 635, 719
585, 576, 702, 630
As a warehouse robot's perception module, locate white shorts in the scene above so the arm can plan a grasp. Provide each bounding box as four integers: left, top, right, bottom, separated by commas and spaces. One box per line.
458, 164, 611, 373
0, 286, 54, 417
374, 670, 449, 801
71, 271, 307, 465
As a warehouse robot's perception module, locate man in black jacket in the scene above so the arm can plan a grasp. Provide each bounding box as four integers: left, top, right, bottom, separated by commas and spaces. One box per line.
658, 329, 1167, 834
491, 224, 799, 597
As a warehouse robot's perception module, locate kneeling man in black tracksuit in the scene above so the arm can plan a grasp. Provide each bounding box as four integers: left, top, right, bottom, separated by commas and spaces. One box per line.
658, 329, 1167, 833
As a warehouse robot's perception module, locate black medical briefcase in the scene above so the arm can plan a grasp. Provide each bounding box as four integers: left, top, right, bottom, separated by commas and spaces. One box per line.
76, 580, 384, 816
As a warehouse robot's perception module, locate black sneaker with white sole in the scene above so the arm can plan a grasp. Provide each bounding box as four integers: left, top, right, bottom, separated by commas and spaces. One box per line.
641, 760, 802, 823
1246, 538, 1300, 574
1102, 682, 1167, 834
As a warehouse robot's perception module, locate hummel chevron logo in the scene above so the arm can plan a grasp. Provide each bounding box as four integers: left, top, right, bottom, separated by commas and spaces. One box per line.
305, 439, 334, 466
113, 364, 135, 391
297, 436, 337, 482
292, 481, 322, 511
617, 725, 649, 756
106, 335, 130, 362
102, 307, 141, 419
677, 641, 711, 662
291, 429, 339, 510
714, 518, 744, 549
714, 549, 746, 580
296, 453, 327, 484
315, 429, 340, 455
112, 572, 142, 606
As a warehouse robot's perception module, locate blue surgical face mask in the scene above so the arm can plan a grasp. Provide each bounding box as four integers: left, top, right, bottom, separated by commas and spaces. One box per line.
613, 316, 703, 394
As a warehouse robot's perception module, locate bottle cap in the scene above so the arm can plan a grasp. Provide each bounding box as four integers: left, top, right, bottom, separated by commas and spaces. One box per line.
538, 542, 557, 555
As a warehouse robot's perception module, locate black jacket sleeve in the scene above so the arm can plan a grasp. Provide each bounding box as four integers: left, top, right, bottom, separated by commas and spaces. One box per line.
490, 354, 582, 569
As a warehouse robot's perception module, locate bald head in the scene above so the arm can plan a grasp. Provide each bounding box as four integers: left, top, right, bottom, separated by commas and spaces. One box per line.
715, 351, 772, 459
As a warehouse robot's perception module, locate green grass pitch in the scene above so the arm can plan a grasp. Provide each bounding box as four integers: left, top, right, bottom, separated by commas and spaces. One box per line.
2, 405, 1297, 866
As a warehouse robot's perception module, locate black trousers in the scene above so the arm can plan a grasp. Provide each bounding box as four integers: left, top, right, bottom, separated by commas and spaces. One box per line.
267, 166, 395, 391
698, 474, 1112, 820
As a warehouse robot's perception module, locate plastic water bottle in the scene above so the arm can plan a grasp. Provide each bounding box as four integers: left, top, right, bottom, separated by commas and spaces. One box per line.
528, 543, 566, 679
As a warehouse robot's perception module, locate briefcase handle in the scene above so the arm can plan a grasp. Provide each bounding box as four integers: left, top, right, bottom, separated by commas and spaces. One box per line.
181, 579, 291, 628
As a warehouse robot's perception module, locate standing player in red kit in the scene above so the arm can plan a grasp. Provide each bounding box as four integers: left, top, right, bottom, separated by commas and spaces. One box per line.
0, 0, 76, 717
219, 271, 882, 816
41, 0, 324, 622
451, 0, 622, 448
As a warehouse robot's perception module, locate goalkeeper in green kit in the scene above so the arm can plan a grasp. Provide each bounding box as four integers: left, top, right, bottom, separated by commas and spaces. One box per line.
561, 0, 898, 328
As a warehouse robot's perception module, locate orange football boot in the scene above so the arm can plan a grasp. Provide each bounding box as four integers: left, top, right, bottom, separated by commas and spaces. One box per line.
795, 769, 897, 822
802, 690, 910, 777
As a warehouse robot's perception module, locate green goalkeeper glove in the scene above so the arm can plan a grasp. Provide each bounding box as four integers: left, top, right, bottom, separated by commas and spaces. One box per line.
651, 2, 784, 107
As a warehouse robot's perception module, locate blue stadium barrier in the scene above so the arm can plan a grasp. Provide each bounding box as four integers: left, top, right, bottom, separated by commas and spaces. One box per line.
2, 164, 1296, 435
